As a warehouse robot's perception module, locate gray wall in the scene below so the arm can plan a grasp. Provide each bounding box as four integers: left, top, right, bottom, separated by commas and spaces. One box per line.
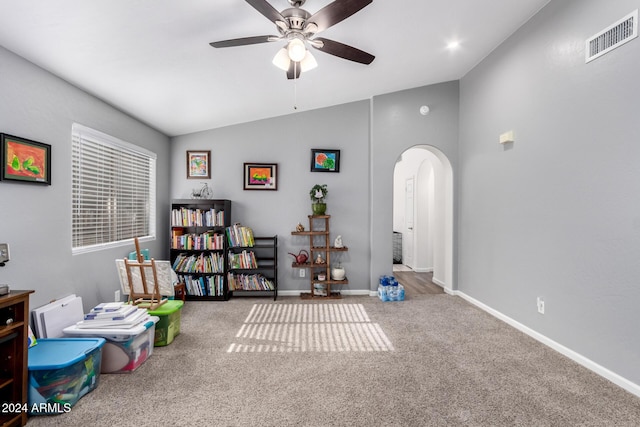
371, 81, 460, 291
0, 46, 171, 310
170, 101, 371, 294
459, 0, 640, 384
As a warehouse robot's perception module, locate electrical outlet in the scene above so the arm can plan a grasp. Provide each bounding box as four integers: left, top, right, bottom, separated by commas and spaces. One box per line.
115, 290, 120, 302
537, 297, 545, 314
299, 269, 305, 278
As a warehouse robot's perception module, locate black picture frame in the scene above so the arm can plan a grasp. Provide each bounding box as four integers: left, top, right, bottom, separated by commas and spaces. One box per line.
0, 133, 51, 185
243, 162, 278, 190
187, 150, 211, 179
310, 149, 340, 172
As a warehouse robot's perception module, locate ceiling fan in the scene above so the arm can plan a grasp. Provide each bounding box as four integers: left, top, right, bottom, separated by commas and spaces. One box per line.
210, 0, 375, 80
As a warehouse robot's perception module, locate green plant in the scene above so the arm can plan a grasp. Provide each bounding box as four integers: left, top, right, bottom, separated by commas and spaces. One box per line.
310, 184, 328, 204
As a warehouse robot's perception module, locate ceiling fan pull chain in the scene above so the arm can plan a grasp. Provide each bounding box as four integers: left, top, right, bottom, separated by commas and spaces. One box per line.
293, 62, 298, 110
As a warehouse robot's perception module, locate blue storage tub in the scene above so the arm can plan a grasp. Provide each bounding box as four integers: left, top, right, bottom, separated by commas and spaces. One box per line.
28, 338, 105, 414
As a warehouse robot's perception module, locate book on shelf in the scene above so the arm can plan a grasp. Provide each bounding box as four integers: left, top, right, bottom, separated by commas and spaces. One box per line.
226, 223, 255, 247
178, 274, 225, 297
172, 231, 225, 250
228, 250, 258, 269
228, 272, 275, 291
171, 207, 225, 227
172, 252, 224, 273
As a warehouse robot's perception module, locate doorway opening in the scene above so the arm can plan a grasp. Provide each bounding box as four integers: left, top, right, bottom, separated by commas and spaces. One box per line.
392, 145, 453, 293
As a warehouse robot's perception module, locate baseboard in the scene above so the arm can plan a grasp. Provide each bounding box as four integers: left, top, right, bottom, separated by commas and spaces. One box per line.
454, 290, 640, 399
432, 276, 446, 288
277, 289, 372, 297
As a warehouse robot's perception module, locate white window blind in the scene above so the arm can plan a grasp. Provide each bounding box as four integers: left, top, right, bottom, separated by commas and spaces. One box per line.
72, 123, 156, 254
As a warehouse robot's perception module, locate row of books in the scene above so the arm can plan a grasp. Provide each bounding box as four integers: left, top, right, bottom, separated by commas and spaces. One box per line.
228, 250, 258, 269
228, 273, 275, 291
226, 223, 254, 248
171, 207, 225, 227
178, 275, 224, 297
171, 231, 225, 250
172, 252, 224, 273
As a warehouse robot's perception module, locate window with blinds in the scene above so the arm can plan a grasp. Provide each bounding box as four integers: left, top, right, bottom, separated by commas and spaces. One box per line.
72, 123, 156, 254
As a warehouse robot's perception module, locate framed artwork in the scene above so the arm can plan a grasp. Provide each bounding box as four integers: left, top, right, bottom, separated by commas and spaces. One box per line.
0, 133, 51, 185
243, 162, 277, 190
310, 149, 340, 172
187, 150, 211, 179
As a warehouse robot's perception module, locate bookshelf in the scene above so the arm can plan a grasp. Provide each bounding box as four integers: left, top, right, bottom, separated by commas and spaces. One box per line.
0, 290, 34, 427
227, 227, 278, 301
170, 199, 231, 301
291, 215, 348, 299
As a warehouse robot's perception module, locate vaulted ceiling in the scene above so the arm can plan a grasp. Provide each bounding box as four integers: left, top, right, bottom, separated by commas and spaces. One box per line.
0, 0, 549, 136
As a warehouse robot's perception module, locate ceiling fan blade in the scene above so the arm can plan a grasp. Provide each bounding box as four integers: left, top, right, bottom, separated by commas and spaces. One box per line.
307, 0, 372, 33
312, 37, 375, 65
210, 35, 277, 48
287, 62, 301, 80
245, 0, 285, 24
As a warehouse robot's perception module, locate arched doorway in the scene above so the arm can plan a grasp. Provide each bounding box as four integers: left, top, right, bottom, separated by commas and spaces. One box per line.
393, 145, 453, 293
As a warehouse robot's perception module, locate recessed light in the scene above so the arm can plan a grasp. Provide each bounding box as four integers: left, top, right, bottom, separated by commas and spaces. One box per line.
447, 41, 460, 50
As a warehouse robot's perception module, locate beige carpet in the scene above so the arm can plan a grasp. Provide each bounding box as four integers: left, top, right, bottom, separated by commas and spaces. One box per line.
26, 294, 640, 426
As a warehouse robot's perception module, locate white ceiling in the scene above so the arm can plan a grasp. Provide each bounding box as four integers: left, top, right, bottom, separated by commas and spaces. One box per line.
0, 0, 549, 137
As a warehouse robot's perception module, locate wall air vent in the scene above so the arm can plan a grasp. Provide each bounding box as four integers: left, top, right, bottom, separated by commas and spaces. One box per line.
586, 9, 638, 63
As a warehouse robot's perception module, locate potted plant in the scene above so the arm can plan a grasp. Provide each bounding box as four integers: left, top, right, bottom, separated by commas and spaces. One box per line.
310, 184, 328, 215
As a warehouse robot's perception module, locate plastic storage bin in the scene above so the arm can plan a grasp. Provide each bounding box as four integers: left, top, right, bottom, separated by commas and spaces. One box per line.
147, 300, 184, 346
62, 317, 159, 373
28, 338, 105, 414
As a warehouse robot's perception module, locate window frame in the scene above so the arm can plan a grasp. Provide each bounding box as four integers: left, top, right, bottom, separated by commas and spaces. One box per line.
71, 123, 157, 255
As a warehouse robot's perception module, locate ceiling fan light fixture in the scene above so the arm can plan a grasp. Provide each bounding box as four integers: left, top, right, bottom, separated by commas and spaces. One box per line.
287, 38, 306, 62
272, 47, 291, 71
300, 50, 318, 72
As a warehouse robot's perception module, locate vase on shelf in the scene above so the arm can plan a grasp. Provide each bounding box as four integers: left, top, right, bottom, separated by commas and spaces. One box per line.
331, 265, 346, 281
312, 203, 326, 215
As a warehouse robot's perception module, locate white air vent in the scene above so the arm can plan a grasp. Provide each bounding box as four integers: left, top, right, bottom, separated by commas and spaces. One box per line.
586, 9, 638, 62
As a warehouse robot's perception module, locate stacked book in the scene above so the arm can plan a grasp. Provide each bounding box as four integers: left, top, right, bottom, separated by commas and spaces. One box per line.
74, 302, 150, 329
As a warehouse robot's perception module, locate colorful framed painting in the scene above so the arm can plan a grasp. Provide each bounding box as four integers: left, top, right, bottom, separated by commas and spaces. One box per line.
0, 133, 51, 185
243, 162, 277, 190
187, 150, 211, 179
310, 149, 340, 172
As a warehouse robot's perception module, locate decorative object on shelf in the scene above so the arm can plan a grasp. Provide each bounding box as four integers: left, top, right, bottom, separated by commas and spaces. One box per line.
186, 150, 211, 179
310, 184, 328, 215
331, 264, 346, 281
315, 253, 325, 264
191, 182, 212, 199
295, 222, 305, 232
0, 133, 51, 185
243, 162, 277, 190
317, 273, 326, 281
334, 235, 343, 248
288, 249, 309, 264
310, 149, 340, 172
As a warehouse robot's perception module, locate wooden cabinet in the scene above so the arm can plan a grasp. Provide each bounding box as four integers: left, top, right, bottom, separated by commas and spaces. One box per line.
170, 199, 231, 301
291, 215, 348, 299
0, 290, 34, 427
228, 236, 278, 301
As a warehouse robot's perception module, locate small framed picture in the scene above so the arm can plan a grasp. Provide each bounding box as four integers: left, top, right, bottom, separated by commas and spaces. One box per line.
0, 133, 51, 185
243, 162, 277, 190
187, 150, 211, 179
310, 149, 340, 172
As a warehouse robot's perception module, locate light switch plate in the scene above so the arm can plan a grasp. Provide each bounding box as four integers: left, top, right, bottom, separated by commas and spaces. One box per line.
0, 243, 9, 264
